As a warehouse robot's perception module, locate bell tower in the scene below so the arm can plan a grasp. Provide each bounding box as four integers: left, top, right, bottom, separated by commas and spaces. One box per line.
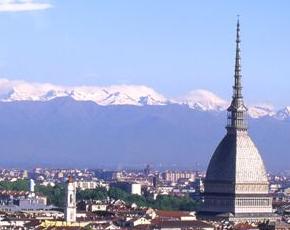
64, 176, 76, 222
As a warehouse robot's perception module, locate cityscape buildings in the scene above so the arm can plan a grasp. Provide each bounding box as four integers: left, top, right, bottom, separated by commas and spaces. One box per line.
0, 7, 288, 228
0, 166, 289, 228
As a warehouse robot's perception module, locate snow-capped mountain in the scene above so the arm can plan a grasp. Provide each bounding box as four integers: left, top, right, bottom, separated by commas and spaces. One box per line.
0, 78, 287, 119
175, 89, 277, 119
176, 89, 228, 111
274, 107, 290, 120
247, 104, 276, 119
0, 79, 168, 106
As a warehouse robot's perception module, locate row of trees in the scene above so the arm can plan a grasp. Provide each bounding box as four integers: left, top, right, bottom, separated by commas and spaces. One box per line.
0, 180, 198, 211
78, 186, 198, 211
0, 179, 65, 207
77, 187, 197, 211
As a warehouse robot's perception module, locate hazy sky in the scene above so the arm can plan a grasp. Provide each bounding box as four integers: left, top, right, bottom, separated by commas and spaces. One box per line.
0, 1, 289, 107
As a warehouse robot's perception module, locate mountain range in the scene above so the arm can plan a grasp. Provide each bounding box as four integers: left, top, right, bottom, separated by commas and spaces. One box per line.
0, 79, 288, 119
0, 79, 289, 171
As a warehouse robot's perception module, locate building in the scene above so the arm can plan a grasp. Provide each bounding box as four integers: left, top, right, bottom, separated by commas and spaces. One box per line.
131, 183, 142, 195
198, 20, 275, 222
75, 180, 97, 190
64, 176, 77, 222
110, 182, 142, 196
95, 170, 122, 181
89, 203, 107, 212
0, 180, 51, 212
152, 220, 214, 230
144, 164, 152, 176
78, 200, 108, 212
161, 171, 196, 183
152, 175, 159, 188
0, 193, 50, 212
74, 180, 108, 190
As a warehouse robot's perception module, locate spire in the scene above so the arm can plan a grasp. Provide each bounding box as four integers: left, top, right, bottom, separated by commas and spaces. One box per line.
234, 17, 242, 98
226, 17, 248, 132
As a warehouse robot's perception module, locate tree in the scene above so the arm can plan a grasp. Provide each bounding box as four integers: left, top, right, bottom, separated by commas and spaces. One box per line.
0, 179, 29, 191
108, 187, 128, 201
77, 187, 108, 201
0, 180, 198, 211
36, 184, 65, 207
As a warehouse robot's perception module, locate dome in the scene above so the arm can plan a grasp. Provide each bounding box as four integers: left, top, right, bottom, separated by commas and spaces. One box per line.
205, 130, 268, 184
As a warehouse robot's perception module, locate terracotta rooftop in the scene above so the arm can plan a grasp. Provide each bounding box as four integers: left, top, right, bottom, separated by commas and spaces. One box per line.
156, 210, 192, 218
152, 220, 214, 229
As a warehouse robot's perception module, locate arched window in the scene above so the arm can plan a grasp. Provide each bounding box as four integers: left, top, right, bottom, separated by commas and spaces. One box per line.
70, 194, 73, 204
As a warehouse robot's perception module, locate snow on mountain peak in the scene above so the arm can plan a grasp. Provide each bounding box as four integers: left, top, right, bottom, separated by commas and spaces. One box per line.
177, 89, 228, 111
274, 106, 290, 120
0, 78, 288, 120
0, 79, 168, 106
247, 104, 275, 119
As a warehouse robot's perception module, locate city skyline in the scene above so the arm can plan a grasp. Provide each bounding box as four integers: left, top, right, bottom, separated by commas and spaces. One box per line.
0, 1, 289, 107
0, 2, 288, 228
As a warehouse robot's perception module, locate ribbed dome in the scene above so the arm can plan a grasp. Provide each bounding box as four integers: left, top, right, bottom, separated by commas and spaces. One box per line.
205, 130, 268, 184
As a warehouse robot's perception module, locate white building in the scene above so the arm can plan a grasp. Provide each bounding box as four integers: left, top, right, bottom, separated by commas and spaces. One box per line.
161, 171, 196, 183
74, 180, 109, 190
64, 177, 76, 222
131, 183, 141, 196
74, 181, 98, 190
89, 203, 107, 212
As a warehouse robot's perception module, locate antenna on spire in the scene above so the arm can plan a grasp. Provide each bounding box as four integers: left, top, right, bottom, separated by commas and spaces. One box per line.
237, 15, 240, 30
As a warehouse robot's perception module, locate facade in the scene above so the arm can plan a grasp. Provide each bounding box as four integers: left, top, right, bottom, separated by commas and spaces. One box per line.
0, 196, 50, 212
198, 20, 274, 222
131, 183, 142, 195
162, 171, 196, 183
89, 203, 107, 212
74, 180, 98, 190
64, 176, 77, 222
74, 180, 109, 191
0, 185, 51, 212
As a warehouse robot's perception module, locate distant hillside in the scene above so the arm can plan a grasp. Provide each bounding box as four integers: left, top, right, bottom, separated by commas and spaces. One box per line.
0, 97, 289, 171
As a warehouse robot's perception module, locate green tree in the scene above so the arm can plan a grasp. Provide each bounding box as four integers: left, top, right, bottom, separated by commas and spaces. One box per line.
0, 179, 29, 191
0, 180, 198, 211
127, 194, 147, 207
35, 184, 65, 207
108, 187, 129, 201
153, 195, 197, 211
77, 187, 108, 201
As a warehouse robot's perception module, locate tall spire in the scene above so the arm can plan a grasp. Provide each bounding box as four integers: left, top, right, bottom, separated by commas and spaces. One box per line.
226, 17, 248, 132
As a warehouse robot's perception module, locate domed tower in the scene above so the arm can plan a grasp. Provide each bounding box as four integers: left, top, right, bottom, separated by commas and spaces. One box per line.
198, 19, 274, 222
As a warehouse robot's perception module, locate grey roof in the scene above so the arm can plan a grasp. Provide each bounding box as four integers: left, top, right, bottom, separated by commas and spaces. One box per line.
205, 130, 268, 184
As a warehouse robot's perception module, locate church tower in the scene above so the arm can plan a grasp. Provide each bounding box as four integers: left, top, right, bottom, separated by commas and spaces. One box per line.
198, 19, 274, 222
64, 176, 77, 222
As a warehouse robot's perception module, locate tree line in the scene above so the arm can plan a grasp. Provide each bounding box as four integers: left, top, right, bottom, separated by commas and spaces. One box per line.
0, 179, 198, 211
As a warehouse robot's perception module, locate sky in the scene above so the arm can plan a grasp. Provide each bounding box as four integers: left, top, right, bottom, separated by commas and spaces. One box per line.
0, 1, 289, 107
